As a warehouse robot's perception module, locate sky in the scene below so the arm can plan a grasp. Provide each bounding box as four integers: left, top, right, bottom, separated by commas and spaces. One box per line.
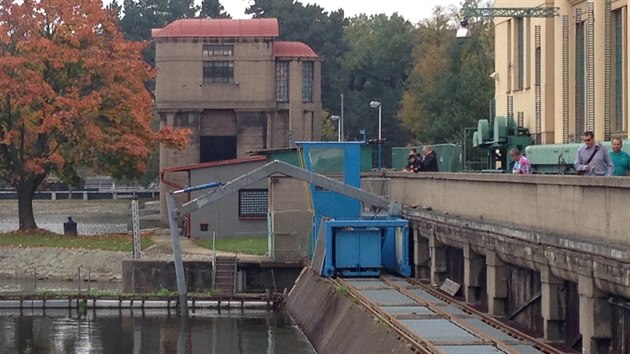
215, 0, 462, 24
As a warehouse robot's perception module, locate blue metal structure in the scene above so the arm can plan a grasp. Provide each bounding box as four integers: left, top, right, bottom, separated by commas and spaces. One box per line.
298, 141, 412, 278
322, 220, 411, 278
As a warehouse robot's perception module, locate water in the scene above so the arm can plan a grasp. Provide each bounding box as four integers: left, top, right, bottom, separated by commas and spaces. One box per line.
0, 310, 316, 354
0, 200, 129, 235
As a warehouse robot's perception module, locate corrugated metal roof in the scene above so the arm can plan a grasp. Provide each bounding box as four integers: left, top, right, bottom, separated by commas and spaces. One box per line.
152, 18, 279, 39
273, 41, 319, 58
161, 156, 267, 174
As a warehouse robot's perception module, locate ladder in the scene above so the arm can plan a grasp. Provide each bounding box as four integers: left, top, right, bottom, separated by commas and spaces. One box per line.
213, 256, 237, 296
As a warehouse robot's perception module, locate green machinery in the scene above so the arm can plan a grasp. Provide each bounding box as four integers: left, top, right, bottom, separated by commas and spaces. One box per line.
525, 140, 630, 174
472, 116, 533, 172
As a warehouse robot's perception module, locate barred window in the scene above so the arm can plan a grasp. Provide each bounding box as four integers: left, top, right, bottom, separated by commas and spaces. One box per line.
302, 61, 314, 102
203, 61, 234, 84
238, 189, 268, 219
203, 44, 233, 57
276, 61, 289, 102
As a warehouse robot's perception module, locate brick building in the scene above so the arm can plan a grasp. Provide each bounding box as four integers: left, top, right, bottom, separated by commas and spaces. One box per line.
153, 18, 322, 223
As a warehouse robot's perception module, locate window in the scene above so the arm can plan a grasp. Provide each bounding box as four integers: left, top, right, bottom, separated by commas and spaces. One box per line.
203, 44, 233, 57
238, 189, 268, 219
276, 61, 289, 102
614, 9, 625, 132
302, 61, 314, 102
200, 136, 237, 163
575, 20, 586, 140
516, 18, 525, 90
203, 61, 234, 84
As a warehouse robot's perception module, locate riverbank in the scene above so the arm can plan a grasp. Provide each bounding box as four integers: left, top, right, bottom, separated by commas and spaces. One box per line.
0, 231, 272, 282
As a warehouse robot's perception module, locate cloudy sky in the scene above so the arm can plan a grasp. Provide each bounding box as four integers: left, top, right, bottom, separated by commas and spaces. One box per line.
216, 0, 462, 23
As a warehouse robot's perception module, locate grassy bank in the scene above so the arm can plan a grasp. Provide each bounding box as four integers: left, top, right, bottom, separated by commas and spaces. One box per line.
194, 236, 268, 256
0, 230, 154, 252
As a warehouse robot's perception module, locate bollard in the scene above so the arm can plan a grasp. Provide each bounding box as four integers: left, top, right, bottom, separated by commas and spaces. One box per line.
63, 217, 78, 236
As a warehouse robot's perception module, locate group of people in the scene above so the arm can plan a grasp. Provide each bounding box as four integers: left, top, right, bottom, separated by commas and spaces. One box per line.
509, 131, 630, 176
574, 131, 630, 176
409, 131, 630, 176
404, 147, 439, 173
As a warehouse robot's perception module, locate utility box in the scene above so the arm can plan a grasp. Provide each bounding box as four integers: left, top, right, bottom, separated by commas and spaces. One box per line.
334, 229, 381, 277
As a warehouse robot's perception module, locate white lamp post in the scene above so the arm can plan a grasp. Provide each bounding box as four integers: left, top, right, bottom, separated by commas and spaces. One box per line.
331, 115, 341, 142
369, 101, 382, 170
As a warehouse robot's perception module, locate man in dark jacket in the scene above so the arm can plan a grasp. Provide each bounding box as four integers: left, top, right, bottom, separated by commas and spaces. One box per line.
419, 146, 438, 172
404, 148, 421, 172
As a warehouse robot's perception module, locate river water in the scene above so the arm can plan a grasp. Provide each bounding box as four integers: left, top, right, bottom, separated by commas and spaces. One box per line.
0, 310, 316, 354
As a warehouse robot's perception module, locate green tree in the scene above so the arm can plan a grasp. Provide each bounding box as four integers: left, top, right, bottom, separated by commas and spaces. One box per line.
200, 0, 231, 18
339, 14, 415, 155
400, 2, 494, 144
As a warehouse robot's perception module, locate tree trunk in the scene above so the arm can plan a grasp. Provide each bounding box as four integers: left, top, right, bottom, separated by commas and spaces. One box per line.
16, 180, 38, 230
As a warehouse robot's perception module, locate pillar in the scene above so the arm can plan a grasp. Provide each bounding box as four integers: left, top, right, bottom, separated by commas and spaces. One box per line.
540, 266, 566, 341
578, 275, 612, 354
428, 230, 446, 287
464, 245, 484, 305
413, 226, 430, 281
487, 251, 508, 317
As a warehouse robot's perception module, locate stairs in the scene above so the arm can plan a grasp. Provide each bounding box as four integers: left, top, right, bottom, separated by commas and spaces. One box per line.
213, 256, 237, 296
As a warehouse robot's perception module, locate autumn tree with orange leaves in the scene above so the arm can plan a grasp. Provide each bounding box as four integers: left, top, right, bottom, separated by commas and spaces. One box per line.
0, 0, 189, 230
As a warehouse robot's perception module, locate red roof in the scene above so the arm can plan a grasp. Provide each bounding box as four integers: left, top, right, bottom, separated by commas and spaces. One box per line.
273, 41, 319, 58
152, 19, 279, 39
161, 156, 268, 174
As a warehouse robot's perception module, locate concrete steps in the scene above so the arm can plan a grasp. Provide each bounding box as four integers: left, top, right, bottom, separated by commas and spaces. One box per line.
214, 256, 237, 296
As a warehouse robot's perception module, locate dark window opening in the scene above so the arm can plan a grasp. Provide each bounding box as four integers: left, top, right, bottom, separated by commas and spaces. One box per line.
200, 223, 209, 232
516, 18, 525, 90
203, 61, 234, 84
614, 9, 625, 132
302, 61, 314, 102
200, 136, 237, 163
239, 189, 268, 219
203, 44, 233, 57
276, 61, 289, 102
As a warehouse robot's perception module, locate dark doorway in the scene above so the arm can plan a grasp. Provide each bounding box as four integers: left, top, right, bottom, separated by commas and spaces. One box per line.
200, 136, 237, 163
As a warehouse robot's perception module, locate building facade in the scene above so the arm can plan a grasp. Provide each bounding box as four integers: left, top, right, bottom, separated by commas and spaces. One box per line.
153, 18, 322, 223
494, 0, 628, 144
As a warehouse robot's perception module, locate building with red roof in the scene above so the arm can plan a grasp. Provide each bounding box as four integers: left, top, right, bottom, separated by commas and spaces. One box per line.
153, 18, 322, 227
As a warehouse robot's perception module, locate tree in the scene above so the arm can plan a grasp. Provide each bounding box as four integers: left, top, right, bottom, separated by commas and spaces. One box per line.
200, 0, 231, 18
0, 0, 189, 230
400, 2, 494, 144
339, 14, 415, 157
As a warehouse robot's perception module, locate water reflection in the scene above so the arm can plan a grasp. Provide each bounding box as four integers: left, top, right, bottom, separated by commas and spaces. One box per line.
0, 310, 315, 354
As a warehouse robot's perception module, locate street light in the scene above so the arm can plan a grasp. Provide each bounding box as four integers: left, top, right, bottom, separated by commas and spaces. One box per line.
456, 18, 471, 39
331, 115, 341, 142
369, 101, 382, 170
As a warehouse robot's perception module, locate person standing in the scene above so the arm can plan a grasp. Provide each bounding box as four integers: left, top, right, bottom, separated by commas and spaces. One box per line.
509, 148, 531, 175
404, 148, 421, 172
609, 138, 630, 176
419, 146, 438, 172
574, 131, 614, 176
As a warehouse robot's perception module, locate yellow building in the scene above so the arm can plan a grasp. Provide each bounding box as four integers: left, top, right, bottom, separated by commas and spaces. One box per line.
494, 0, 628, 144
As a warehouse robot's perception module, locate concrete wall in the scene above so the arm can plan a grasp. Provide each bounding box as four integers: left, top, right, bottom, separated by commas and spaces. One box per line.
495, 0, 630, 142
122, 259, 301, 294
386, 172, 630, 245
190, 160, 267, 239
286, 269, 415, 354
385, 171, 630, 353
269, 176, 312, 262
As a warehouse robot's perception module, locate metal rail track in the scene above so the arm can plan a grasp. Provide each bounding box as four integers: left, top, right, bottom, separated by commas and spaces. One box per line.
386, 277, 567, 354
329, 277, 437, 354
334, 275, 569, 354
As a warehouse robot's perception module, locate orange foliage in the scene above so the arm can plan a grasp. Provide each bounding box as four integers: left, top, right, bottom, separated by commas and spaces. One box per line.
0, 0, 188, 185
